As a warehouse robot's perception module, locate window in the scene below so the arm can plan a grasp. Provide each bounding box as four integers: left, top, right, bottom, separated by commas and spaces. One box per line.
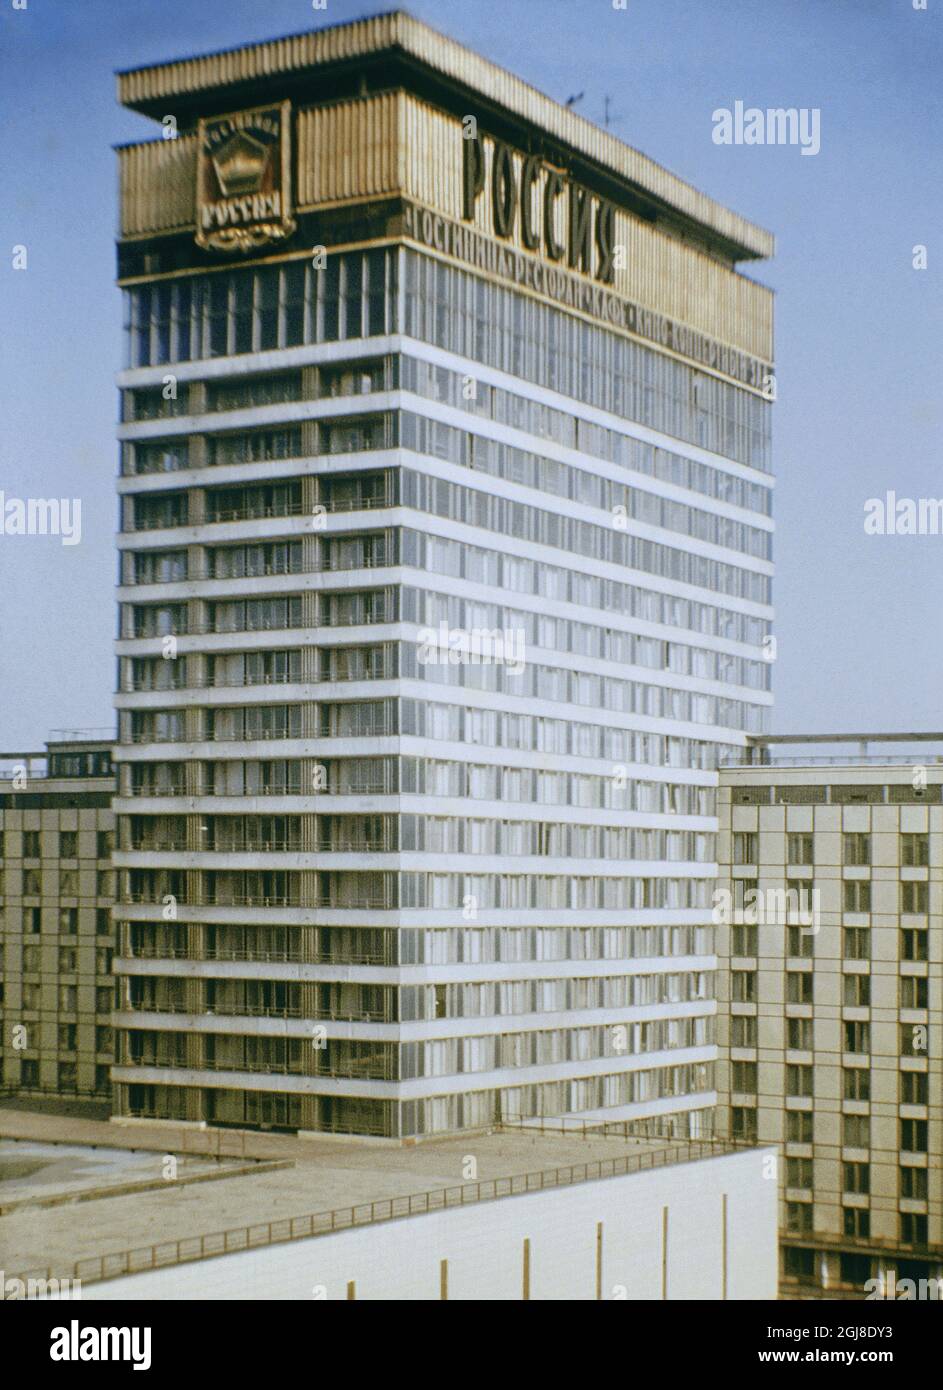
786, 1064, 813, 1098
787, 1017, 813, 1050
900, 1167, 927, 1200
900, 1070, 927, 1104
899, 1024, 926, 1058
843, 1162, 870, 1194
732, 832, 757, 864
786, 925, 814, 958
843, 1207, 870, 1239
23, 868, 41, 895
786, 972, 813, 1004
786, 1157, 813, 1188
96, 909, 111, 936
97, 830, 114, 859
785, 1202, 813, 1234
900, 834, 928, 867
783, 1247, 815, 1281
900, 1118, 927, 1153
786, 1110, 813, 1143
731, 1015, 757, 1047
731, 1060, 757, 1092
58, 1023, 77, 1051
731, 1107, 757, 1141
731, 924, 757, 956
843, 880, 871, 912
843, 974, 870, 1006
844, 1021, 870, 1054
731, 971, 756, 1003
59, 948, 77, 972
900, 1213, 928, 1246
23, 830, 40, 858
60, 831, 77, 858
26, 907, 40, 934
58, 1063, 77, 1093
842, 1114, 870, 1148
843, 834, 871, 866
901, 880, 928, 914
787, 833, 814, 865
900, 927, 928, 962
59, 908, 77, 934
900, 976, 928, 1009
843, 926, 870, 960
843, 1068, 870, 1100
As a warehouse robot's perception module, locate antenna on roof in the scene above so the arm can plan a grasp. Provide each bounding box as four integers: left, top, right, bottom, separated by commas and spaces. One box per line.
564, 92, 584, 108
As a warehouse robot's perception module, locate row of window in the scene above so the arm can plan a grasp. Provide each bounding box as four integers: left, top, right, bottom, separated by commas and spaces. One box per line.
785, 1206, 930, 1246
730, 1062, 929, 1103
122, 867, 715, 912
120, 921, 712, 966
13, 984, 113, 1014
4, 830, 114, 859
123, 251, 392, 368
6, 907, 113, 935
16, 1060, 112, 1095
122, 971, 713, 1021
123, 752, 716, 816
120, 694, 719, 769
120, 1014, 710, 1079
398, 412, 771, 559
121, 584, 769, 693
121, 645, 765, 740
2, 869, 115, 898
121, 248, 770, 472
124, 459, 771, 606
728, 877, 930, 914
117, 1066, 711, 1137
732, 1108, 931, 1155
731, 783, 942, 806
402, 252, 771, 471
732, 831, 929, 867
124, 812, 712, 863
729, 1010, 927, 1055
123, 526, 770, 648
20, 947, 113, 978
399, 354, 772, 515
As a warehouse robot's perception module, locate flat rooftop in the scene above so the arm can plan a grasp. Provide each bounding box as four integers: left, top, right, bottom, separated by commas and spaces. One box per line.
0, 1108, 747, 1284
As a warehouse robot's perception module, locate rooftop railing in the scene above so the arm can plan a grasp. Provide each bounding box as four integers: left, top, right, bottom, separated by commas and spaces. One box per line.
11, 1133, 752, 1291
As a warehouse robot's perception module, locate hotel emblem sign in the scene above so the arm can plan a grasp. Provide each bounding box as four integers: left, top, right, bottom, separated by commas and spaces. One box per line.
195, 102, 295, 253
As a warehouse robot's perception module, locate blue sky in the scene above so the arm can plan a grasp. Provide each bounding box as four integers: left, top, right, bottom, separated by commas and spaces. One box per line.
1, 0, 941, 747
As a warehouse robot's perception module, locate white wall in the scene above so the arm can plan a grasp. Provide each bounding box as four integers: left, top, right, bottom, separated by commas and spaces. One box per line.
85, 1148, 777, 1300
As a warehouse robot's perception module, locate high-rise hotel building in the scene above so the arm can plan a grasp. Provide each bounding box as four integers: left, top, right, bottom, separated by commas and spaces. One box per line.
112, 12, 774, 1139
